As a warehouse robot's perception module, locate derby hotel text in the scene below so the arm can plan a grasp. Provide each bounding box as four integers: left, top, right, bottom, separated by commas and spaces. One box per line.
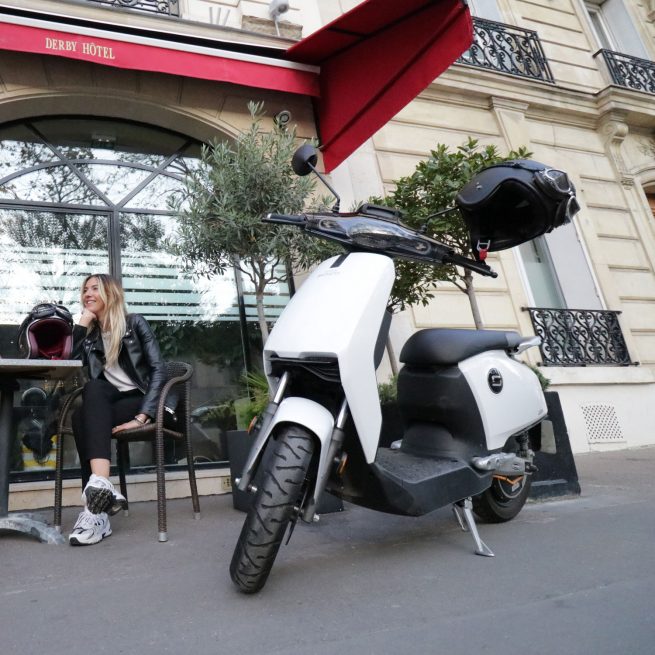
45, 37, 116, 60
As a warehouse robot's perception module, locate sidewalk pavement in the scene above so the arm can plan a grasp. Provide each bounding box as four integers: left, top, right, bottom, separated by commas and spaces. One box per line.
2, 446, 655, 655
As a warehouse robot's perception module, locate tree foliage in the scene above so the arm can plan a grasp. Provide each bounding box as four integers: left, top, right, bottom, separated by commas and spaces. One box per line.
378, 138, 531, 321
171, 102, 335, 342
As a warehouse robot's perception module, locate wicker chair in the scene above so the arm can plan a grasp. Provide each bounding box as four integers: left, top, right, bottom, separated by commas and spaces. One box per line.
53, 361, 200, 542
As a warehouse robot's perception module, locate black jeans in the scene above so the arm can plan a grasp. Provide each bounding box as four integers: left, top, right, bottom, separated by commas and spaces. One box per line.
71, 378, 143, 489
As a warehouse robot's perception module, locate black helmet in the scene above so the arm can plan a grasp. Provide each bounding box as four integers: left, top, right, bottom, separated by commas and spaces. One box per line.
455, 159, 580, 260
17, 303, 74, 359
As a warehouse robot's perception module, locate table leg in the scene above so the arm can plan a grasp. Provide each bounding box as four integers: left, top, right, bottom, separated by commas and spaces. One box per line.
0, 385, 65, 544
0, 385, 14, 517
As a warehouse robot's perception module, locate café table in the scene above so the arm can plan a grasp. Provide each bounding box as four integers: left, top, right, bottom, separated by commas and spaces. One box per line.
0, 358, 82, 544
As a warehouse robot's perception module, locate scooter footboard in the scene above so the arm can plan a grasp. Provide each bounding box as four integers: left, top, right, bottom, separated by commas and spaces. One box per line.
368, 449, 493, 517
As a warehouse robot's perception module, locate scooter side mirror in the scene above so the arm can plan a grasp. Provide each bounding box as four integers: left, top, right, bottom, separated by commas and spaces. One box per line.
291, 144, 342, 212
292, 144, 319, 177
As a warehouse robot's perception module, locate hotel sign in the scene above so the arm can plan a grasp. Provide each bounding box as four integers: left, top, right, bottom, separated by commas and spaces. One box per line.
45, 37, 116, 61
0, 19, 319, 97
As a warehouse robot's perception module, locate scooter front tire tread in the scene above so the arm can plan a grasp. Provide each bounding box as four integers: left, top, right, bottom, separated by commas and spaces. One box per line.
230, 425, 315, 594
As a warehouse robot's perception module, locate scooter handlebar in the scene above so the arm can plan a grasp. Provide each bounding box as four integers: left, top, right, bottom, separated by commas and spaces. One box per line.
442, 250, 498, 278
263, 211, 497, 277
264, 212, 306, 226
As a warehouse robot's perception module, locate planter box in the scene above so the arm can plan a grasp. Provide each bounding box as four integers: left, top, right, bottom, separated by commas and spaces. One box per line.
227, 430, 343, 514
530, 391, 581, 499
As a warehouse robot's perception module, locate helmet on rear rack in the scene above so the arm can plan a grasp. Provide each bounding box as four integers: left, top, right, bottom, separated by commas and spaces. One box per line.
455, 160, 580, 260
17, 303, 74, 359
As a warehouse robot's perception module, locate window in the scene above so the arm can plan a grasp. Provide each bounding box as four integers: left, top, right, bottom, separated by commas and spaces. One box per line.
584, 1, 616, 50
0, 117, 285, 480
467, 0, 503, 22
646, 191, 655, 218
517, 223, 602, 311
518, 237, 566, 309
583, 0, 649, 59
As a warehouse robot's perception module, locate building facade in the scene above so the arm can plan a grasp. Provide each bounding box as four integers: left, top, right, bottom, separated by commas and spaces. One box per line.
4, 0, 655, 508
329, 0, 655, 455
0, 0, 325, 506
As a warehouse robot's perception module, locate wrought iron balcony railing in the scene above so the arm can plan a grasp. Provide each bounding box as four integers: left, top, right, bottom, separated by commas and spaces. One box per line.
458, 17, 554, 83
596, 49, 655, 95
523, 308, 632, 367
82, 0, 179, 17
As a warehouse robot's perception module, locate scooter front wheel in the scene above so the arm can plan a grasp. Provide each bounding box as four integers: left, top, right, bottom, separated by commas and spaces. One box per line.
230, 425, 315, 594
472, 473, 532, 523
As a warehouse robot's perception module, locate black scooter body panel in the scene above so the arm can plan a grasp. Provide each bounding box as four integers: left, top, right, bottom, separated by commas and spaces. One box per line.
338, 448, 492, 517
398, 364, 487, 456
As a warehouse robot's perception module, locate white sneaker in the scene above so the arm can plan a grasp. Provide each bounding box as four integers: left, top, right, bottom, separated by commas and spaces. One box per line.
69, 509, 111, 546
82, 474, 128, 515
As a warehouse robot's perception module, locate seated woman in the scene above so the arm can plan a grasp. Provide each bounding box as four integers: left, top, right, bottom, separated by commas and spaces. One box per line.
69, 273, 166, 546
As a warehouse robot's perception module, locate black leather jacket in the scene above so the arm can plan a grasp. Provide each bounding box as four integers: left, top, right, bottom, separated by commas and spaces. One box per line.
72, 314, 166, 418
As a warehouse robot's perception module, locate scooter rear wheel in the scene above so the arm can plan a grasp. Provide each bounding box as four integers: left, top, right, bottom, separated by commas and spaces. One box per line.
472, 473, 532, 523
230, 425, 315, 593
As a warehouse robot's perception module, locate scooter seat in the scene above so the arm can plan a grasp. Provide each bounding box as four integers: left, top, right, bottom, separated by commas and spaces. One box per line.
400, 328, 524, 367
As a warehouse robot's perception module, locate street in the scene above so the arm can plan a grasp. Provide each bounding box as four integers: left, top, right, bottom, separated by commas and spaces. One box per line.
2, 446, 655, 655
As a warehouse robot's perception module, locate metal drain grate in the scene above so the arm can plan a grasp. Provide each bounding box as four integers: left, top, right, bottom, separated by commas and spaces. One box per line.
581, 404, 624, 443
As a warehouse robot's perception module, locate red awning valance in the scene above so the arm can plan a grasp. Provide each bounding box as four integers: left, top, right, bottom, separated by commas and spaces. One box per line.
287, 0, 473, 171
0, 16, 319, 97
0, 1, 472, 173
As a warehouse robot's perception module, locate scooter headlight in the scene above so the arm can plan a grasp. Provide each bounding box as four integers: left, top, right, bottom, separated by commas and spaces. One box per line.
349, 221, 403, 249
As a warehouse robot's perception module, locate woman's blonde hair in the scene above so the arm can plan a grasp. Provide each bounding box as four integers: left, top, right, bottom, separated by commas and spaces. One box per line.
80, 273, 127, 367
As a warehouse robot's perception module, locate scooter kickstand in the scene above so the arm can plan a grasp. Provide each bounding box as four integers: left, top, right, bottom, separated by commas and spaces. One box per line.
452, 498, 494, 558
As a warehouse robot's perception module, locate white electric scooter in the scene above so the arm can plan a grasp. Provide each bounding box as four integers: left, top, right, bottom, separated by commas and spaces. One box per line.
230, 145, 579, 593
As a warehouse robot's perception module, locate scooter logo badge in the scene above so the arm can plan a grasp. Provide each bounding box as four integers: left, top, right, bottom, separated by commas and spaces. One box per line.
487, 368, 503, 394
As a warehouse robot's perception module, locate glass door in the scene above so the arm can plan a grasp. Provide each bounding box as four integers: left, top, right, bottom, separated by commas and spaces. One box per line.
0, 207, 110, 474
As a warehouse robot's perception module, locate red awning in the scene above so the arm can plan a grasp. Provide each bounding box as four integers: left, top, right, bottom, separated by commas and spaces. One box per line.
0, 16, 319, 97
287, 0, 473, 172
0, 2, 471, 173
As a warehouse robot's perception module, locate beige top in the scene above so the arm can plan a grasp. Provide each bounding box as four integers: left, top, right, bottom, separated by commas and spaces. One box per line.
101, 331, 137, 393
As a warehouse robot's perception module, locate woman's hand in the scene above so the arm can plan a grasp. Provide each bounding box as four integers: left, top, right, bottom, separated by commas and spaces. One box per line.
112, 415, 149, 434
78, 307, 97, 328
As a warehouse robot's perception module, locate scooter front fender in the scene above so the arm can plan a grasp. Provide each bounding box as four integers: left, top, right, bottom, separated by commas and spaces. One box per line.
236, 397, 334, 494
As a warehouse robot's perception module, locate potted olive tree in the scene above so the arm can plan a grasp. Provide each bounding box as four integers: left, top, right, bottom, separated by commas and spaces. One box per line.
377, 137, 531, 330
373, 138, 531, 436
172, 101, 333, 343
371, 140, 579, 499
173, 103, 338, 510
